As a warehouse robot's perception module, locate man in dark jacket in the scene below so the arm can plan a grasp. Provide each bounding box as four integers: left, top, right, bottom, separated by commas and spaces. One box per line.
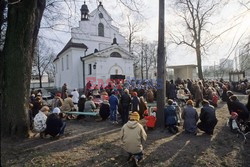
45, 107, 66, 137
197, 100, 217, 135
120, 89, 131, 125
229, 95, 249, 122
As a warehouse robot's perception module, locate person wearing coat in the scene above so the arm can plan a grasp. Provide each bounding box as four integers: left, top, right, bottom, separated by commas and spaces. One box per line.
109, 91, 119, 124
120, 89, 131, 125
197, 100, 218, 135
181, 100, 198, 134
131, 92, 140, 112
45, 107, 66, 137
164, 99, 178, 134
121, 112, 147, 166
139, 96, 147, 119
194, 82, 203, 108
99, 96, 110, 121
78, 95, 86, 112
169, 80, 177, 100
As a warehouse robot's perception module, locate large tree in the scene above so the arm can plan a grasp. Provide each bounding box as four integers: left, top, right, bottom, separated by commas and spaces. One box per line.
170, 0, 222, 79
1, 0, 46, 137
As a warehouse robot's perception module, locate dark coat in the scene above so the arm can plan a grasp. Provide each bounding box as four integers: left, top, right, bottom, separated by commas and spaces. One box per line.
182, 106, 198, 133
131, 97, 140, 112
198, 104, 217, 134
78, 98, 86, 112
169, 84, 176, 99
164, 105, 177, 126
99, 102, 110, 120
231, 100, 249, 121
45, 114, 63, 137
121, 93, 131, 106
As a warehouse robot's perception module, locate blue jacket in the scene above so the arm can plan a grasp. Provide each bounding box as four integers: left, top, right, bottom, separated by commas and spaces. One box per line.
109, 95, 118, 110
164, 105, 177, 126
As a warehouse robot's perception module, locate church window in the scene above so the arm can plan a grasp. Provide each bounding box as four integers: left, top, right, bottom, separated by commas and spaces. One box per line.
62, 58, 64, 71
110, 52, 122, 58
66, 55, 69, 70
89, 64, 92, 75
98, 23, 104, 37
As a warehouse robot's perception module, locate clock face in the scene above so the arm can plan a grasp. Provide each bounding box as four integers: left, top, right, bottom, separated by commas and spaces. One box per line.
99, 13, 103, 18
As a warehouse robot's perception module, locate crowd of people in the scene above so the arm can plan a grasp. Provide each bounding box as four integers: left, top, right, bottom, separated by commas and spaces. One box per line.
28, 78, 250, 166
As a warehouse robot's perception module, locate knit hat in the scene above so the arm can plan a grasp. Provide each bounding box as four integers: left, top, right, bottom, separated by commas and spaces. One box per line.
53, 107, 61, 114
130, 112, 140, 121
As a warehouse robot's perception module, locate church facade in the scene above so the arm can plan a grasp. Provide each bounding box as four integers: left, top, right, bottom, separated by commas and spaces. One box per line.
54, 2, 134, 89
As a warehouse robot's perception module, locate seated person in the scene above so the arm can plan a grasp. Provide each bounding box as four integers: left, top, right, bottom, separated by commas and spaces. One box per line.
78, 95, 86, 112
45, 107, 66, 138
84, 96, 96, 112
164, 99, 178, 134
197, 100, 218, 135
33, 106, 49, 138
60, 94, 75, 112
229, 95, 249, 122
99, 96, 110, 120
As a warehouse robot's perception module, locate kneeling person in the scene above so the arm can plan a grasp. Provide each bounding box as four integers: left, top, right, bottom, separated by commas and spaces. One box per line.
121, 112, 147, 166
45, 107, 66, 137
33, 106, 49, 138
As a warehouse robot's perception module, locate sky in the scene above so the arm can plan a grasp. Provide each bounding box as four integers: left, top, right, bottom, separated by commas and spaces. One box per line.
39, 0, 250, 68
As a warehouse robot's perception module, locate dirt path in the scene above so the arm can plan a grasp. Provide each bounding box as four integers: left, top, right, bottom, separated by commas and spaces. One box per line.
1, 100, 250, 167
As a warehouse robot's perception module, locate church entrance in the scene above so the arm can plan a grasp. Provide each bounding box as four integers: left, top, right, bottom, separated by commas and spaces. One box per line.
110, 75, 125, 80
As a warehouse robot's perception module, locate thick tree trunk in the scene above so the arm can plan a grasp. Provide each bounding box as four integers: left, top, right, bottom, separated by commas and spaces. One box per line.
196, 46, 203, 80
1, 0, 46, 137
156, 0, 166, 128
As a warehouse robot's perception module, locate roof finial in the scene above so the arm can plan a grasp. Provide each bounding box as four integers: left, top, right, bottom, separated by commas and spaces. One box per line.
99, 1, 103, 6
111, 34, 118, 45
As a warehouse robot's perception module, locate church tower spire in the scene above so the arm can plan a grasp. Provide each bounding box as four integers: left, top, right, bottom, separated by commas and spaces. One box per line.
80, 1, 89, 21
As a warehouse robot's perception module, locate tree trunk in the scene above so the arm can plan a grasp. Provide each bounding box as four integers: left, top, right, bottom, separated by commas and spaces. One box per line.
141, 50, 144, 80
196, 45, 203, 80
156, 0, 166, 128
1, 0, 46, 137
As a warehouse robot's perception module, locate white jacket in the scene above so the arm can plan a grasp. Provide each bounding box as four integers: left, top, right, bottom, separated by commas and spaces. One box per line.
71, 90, 79, 104
34, 111, 47, 132
121, 121, 147, 154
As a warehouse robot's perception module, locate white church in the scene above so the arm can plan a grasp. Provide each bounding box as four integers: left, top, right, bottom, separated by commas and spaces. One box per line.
54, 2, 134, 90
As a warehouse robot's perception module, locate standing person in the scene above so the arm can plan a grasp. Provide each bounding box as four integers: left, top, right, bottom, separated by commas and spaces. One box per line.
131, 92, 140, 112
181, 100, 198, 135
51, 93, 63, 110
194, 82, 203, 108
164, 99, 178, 134
197, 100, 218, 135
139, 96, 147, 119
120, 89, 131, 125
109, 91, 119, 124
121, 112, 147, 167
45, 107, 66, 138
33, 106, 49, 138
99, 96, 110, 121
169, 80, 177, 100
61, 83, 68, 100
71, 88, 79, 109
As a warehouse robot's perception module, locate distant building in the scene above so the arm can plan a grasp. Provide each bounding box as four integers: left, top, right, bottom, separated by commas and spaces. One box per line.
239, 48, 250, 80
219, 58, 234, 70
53, 2, 134, 89
167, 64, 198, 80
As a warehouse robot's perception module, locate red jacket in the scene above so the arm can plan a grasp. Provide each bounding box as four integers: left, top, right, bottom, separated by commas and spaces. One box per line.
144, 115, 156, 128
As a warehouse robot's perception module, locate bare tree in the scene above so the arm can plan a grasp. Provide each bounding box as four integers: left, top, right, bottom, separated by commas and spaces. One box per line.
33, 39, 55, 88
170, 0, 225, 79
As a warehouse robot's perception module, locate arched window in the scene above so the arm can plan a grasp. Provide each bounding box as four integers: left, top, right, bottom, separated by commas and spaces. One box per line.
98, 23, 104, 37
110, 52, 122, 58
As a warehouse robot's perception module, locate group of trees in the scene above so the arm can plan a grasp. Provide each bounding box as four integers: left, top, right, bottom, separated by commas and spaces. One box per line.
1, 0, 249, 137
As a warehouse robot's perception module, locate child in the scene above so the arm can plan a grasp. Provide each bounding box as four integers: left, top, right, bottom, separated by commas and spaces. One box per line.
121, 112, 147, 167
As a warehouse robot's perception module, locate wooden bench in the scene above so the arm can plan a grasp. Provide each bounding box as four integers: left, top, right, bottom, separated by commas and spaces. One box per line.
65, 111, 99, 117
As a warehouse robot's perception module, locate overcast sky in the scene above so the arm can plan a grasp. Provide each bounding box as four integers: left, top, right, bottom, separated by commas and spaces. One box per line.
39, 0, 250, 67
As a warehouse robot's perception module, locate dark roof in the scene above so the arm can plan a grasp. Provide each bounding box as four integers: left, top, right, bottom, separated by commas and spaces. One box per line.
54, 39, 88, 62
